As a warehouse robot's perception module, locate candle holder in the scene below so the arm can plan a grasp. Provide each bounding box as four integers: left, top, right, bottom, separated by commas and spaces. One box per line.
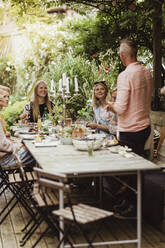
50, 75, 80, 126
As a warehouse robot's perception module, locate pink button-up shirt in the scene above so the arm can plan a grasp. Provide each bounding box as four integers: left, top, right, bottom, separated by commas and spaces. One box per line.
113, 62, 153, 132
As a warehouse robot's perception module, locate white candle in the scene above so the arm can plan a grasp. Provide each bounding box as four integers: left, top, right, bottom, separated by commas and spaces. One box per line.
50, 79, 54, 92
74, 76, 79, 92
54, 86, 56, 97
58, 79, 62, 92
66, 77, 70, 94
62, 73, 67, 87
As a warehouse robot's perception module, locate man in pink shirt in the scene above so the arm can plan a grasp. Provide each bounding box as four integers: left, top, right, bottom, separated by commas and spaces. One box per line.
107, 38, 153, 156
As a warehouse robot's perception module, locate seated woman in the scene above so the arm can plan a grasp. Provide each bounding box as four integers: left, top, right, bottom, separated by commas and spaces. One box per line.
0, 87, 35, 169
0, 85, 11, 137
86, 81, 117, 137
20, 80, 55, 123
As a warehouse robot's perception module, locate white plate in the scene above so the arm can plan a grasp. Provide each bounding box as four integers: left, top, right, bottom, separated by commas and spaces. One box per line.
35, 141, 58, 147
108, 147, 119, 153
21, 135, 35, 140
19, 131, 36, 135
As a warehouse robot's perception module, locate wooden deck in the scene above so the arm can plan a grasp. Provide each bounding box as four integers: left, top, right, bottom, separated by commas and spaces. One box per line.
1, 189, 165, 248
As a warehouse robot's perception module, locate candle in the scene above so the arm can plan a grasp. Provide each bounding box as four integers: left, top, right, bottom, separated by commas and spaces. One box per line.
62, 73, 67, 87
74, 76, 79, 92
66, 77, 70, 94
54, 86, 56, 97
50, 79, 54, 92
58, 79, 62, 92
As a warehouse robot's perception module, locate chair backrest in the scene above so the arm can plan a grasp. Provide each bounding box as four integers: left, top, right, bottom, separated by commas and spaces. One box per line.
13, 152, 26, 181
39, 178, 70, 193
33, 168, 70, 206
144, 125, 154, 160
34, 167, 67, 182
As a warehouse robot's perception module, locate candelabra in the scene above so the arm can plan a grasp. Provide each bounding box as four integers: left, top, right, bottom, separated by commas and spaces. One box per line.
50, 74, 79, 125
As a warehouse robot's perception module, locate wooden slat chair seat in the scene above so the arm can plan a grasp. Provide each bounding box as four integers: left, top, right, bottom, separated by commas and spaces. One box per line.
8, 171, 37, 184
33, 168, 114, 248
54, 203, 113, 224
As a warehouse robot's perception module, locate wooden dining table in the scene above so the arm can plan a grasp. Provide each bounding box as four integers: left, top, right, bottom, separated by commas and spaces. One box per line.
23, 140, 160, 248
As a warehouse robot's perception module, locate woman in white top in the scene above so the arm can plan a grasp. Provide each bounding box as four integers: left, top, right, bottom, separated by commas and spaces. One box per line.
86, 81, 117, 136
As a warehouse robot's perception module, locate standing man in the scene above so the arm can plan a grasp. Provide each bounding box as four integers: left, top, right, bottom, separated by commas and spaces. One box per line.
106, 38, 154, 219
107, 38, 153, 156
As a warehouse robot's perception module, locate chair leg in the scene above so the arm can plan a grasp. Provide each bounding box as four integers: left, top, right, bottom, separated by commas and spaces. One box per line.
31, 226, 50, 248
20, 216, 44, 246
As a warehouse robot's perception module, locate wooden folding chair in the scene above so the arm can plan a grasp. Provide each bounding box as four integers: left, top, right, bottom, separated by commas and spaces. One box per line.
34, 168, 114, 248
19, 167, 60, 248
0, 152, 37, 225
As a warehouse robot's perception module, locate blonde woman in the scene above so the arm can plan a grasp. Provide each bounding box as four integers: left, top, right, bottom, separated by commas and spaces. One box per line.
86, 81, 117, 136
21, 80, 55, 123
0, 87, 35, 169
0, 85, 11, 136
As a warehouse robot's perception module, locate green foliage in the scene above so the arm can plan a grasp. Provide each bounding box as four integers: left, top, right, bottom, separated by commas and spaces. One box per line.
50, 100, 63, 125
0, 58, 17, 93
77, 99, 93, 122
2, 100, 27, 130
65, 94, 86, 121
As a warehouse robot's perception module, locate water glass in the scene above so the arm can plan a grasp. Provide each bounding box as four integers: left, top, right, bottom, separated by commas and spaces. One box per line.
65, 118, 72, 127
87, 141, 94, 156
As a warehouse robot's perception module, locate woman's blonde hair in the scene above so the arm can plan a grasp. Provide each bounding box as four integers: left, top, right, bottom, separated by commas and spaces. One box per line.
32, 80, 52, 122
0, 85, 10, 94
92, 81, 111, 107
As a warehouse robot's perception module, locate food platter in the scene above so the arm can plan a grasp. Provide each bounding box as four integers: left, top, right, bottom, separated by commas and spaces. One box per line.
106, 139, 119, 147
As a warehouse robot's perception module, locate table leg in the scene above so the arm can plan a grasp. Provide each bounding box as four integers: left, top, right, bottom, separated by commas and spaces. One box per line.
59, 188, 64, 248
137, 171, 142, 248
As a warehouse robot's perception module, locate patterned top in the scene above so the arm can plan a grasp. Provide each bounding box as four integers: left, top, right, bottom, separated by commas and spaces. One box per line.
93, 105, 117, 135
22, 101, 55, 122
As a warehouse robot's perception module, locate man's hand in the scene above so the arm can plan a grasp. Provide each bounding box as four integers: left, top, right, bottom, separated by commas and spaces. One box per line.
86, 123, 98, 129
106, 102, 115, 112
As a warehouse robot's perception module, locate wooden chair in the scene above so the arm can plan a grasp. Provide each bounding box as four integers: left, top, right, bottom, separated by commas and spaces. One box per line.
0, 152, 37, 225
19, 167, 60, 248
34, 168, 114, 248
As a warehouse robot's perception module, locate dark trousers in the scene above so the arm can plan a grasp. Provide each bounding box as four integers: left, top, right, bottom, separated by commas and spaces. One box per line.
119, 125, 151, 156
118, 126, 151, 203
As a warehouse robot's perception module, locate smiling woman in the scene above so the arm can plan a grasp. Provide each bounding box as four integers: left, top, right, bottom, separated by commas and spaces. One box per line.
86, 81, 117, 137
20, 80, 55, 123
0, 85, 35, 169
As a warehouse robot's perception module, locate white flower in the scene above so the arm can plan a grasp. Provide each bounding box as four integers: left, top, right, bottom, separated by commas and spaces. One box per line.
41, 43, 47, 48
7, 61, 11, 66
25, 73, 29, 79
6, 67, 10, 71
57, 42, 63, 48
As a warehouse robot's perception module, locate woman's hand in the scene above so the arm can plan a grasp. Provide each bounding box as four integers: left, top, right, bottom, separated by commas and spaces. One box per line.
86, 123, 98, 129
20, 113, 27, 123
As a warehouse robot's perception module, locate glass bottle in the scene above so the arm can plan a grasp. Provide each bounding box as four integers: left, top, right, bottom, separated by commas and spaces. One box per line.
37, 114, 42, 131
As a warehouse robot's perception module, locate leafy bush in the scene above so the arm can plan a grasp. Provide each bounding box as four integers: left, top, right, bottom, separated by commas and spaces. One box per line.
2, 100, 27, 130
0, 58, 17, 93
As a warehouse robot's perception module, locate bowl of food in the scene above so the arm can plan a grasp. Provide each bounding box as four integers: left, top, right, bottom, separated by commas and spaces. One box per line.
72, 137, 103, 151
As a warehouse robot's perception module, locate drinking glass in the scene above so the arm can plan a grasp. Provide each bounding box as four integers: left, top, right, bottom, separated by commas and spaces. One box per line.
87, 141, 94, 156
65, 118, 72, 127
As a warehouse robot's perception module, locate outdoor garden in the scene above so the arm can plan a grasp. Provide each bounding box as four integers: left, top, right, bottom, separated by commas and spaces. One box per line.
0, 0, 164, 129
